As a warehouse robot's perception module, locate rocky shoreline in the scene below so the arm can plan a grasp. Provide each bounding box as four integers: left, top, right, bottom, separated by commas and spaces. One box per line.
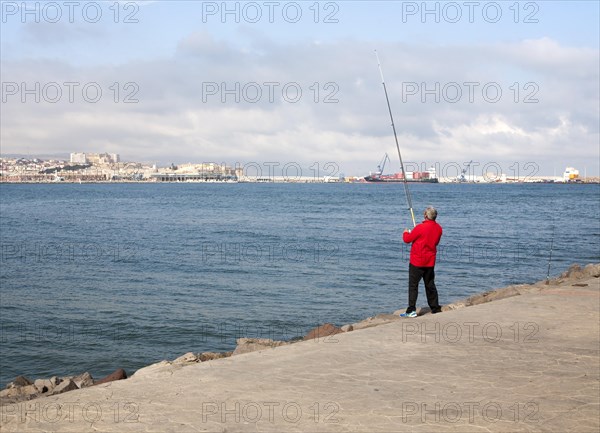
2, 262, 598, 406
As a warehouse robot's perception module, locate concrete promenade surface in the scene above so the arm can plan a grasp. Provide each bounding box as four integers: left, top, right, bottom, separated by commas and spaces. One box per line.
1, 276, 599, 432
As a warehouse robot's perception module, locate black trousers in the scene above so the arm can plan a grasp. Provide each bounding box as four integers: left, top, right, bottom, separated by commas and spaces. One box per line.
407, 263, 441, 314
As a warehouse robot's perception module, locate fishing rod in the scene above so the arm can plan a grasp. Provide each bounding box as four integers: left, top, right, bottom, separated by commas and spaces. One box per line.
375, 50, 416, 227
545, 222, 555, 285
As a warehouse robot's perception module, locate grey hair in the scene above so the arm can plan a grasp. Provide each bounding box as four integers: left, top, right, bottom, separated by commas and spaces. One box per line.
424, 207, 438, 221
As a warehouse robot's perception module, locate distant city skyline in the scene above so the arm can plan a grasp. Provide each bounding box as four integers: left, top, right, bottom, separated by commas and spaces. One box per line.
1, 1, 599, 175
1, 151, 593, 180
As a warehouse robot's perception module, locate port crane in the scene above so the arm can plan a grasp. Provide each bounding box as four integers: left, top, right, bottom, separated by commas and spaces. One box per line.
376, 153, 390, 176
458, 160, 473, 182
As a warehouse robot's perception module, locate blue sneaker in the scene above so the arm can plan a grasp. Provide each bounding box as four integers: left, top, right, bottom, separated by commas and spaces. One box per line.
400, 311, 417, 318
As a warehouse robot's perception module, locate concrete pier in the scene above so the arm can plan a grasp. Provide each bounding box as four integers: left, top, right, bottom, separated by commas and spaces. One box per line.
1, 273, 598, 432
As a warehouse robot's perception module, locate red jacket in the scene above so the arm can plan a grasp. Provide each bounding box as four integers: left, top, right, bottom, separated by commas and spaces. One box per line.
402, 219, 443, 267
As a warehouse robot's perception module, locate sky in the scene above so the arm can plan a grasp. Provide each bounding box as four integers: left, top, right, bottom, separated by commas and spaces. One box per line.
1, 0, 599, 177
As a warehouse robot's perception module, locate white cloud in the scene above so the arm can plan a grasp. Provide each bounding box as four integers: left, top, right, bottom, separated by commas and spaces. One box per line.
1, 36, 598, 174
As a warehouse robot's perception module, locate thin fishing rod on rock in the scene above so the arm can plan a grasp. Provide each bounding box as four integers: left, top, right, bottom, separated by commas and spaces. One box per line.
545, 222, 555, 285
375, 50, 416, 227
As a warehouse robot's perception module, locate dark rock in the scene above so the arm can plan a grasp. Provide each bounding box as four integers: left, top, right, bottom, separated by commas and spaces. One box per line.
7, 375, 32, 389
94, 368, 127, 386
303, 323, 343, 341
199, 352, 231, 362
50, 379, 78, 395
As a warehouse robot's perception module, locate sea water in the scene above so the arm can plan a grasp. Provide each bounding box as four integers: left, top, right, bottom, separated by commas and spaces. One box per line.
1, 182, 598, 385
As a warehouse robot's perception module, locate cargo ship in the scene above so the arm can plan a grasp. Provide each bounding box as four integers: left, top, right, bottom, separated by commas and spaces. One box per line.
364, 171, 439, 183
364, 154, 439, 183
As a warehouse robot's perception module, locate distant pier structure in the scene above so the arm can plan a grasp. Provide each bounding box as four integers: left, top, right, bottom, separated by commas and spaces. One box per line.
151, 173, 237, 182
151, 162, 239, 182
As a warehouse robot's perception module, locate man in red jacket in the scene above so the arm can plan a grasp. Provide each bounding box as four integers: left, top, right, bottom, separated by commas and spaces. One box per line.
400, 206, 443, 317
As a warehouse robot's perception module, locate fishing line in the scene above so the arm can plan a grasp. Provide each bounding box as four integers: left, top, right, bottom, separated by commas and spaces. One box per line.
546, 216, 555, 285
